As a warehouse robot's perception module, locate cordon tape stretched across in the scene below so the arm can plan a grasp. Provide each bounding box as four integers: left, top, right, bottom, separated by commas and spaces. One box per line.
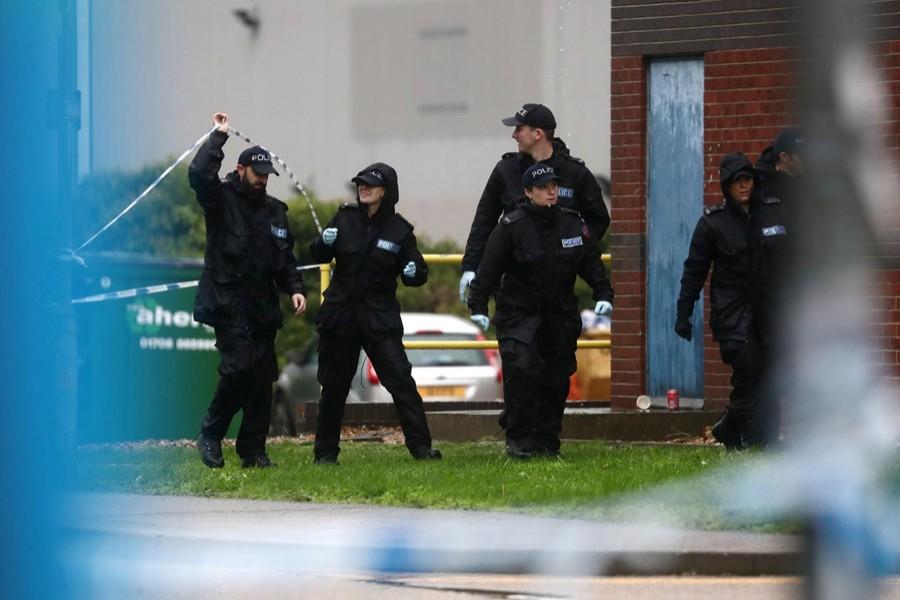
229, 126, 323, 234
69, 122, 325, 305
71, 264, 322, 305
72, 125, 218, 259
72, 123, 323, 264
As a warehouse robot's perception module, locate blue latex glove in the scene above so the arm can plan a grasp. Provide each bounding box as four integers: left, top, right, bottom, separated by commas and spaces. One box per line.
322, 228, 338, 246
403, 261, 416, 278
471, 314, 490, 331
459, 271, 476, 302
594, 300, 613, 316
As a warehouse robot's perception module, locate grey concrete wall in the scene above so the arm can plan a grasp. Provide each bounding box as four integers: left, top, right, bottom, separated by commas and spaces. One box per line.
79, 0, 611, 244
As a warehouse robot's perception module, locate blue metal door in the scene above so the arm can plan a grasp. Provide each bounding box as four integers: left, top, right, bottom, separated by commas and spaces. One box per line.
647, 58, 704, 401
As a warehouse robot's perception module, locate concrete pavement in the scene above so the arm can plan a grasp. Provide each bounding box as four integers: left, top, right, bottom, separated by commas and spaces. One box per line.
60, 492, 803, 589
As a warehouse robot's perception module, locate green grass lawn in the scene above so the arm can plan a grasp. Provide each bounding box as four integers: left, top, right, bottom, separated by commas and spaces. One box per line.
74, 437, 795, 531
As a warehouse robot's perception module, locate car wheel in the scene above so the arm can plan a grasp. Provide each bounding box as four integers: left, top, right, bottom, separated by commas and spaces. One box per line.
269, 389, 296, 437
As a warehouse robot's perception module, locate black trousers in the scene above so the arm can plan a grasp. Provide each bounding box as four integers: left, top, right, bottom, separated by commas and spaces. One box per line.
718, 325, 780, 445
200, 326, 277, 459
499, 318, 577, 453
314, 321, 432, 459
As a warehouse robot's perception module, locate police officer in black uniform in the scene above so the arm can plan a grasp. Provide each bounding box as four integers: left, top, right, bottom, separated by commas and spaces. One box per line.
675, 152, 789, 450
459, 103, 611, 301
468, 163, 614, 459
310, 162, 441, 464
191, 112, 307, 469
755, 126, 806, 212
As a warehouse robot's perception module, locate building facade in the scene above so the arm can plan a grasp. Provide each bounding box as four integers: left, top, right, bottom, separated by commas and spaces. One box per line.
609, 0, 900, 409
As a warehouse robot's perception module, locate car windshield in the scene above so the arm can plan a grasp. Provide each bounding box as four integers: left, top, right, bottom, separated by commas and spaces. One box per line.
404, 333, 489, 367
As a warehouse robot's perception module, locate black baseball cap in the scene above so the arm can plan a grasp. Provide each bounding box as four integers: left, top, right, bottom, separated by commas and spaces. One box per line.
774, 127, 806, 157
522, 163, 562, 188
238, 146, 279, 176
351, 168, 386, 187
502, 103, 557, 129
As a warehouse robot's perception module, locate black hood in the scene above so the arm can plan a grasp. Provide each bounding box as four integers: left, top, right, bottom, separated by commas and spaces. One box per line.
719, 153, 755, 192
550, 137, 571, 158
354, 162, 399, 216
517, 137, 572, 168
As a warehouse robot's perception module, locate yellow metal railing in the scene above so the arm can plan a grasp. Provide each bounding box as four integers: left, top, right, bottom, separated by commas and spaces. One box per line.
319, 254, 610, 295
316, 253, 612, 349
419, 253, 611, 264
404, 339, 610, 349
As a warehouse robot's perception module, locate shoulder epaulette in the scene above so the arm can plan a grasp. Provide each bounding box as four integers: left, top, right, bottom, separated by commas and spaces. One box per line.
501, 210, 528, 225
704, 202, 727, 216
393, 213, 415, 231
501, 151, 517, 160
762, 195, 782, 205
271, 198, 289, 211
338, 202, 358, 210
565, 154, 586, 166
558, 206, 581, 217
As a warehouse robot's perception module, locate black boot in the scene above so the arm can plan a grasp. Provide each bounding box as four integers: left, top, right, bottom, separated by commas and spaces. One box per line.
411, 446, 442, 460
505, 439, 537, 460
241, 453, 277, 468
197, 433, 225, 468
742, 413, 774, 450
711, 408, 744, 451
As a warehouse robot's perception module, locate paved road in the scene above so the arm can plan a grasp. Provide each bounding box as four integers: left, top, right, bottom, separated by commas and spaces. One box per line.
58, 493, 899, 599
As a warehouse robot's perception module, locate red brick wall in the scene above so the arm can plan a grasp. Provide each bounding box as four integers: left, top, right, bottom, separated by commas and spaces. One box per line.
875, 39, 900, 153
872, 39, 900, 386
703, 47, 799, 204
878, 272, 900, 387
609, 55, 647, 406
610, 41, 900, 408
873, 39, 900, 392
701, 47, 800, 406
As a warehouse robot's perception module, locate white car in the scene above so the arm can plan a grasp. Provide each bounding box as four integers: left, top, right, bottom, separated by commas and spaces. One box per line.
360, 312, 502, 403
270, 312, 503, 435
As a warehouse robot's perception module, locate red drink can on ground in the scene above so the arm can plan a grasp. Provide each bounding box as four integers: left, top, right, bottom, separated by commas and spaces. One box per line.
667, 389, 680, 411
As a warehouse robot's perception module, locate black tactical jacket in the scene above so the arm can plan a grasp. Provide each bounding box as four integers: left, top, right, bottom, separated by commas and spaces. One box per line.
461, 138, 610, 272
677, 154, 789, 342
309, 162, 427, 338
468, 202, 613, 343
189, 130, 305, 333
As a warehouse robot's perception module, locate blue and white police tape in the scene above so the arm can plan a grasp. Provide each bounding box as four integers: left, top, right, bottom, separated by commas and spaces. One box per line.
229, 126, 323, 234
72, 123, 324, 265
73, 125, 218, 257
71, 280, 199, 305
71, 264, 322, 305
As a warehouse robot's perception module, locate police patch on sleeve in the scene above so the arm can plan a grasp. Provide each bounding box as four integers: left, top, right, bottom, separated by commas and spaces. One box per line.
376, 239, 402, 254
761, 225, 787, 237
270, 224, 288, 239
561, 236, 584, 248
558, 187, 575, 199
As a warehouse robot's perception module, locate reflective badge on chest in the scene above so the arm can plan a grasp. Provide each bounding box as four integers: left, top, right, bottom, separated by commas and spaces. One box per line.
558, 187, 574, 199
376, 239, 401, 254
761, 225, 787, 237
561, 236, 583, 248
270, 224, 288, 239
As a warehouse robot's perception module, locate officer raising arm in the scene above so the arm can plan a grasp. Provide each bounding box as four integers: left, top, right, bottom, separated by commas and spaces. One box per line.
309, 162, 441, 465
459, 103, 610, 301
192, 112, 306, 470
468, 163, 613, 460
